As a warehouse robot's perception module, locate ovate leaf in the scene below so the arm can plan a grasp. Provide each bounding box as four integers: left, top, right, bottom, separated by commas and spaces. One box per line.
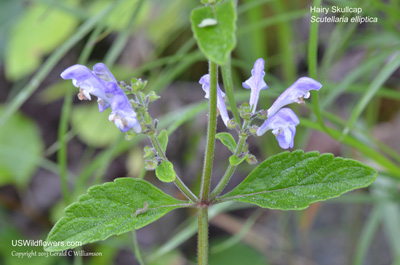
45, 178, 188, 251
156, 160, 176, 183
190, 0, 236, 65
216, 132, 237, 153
157, 129, 169, 153
220, 150, 377, 210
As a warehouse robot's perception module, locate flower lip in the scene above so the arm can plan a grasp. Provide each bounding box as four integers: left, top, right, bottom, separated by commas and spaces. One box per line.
267, 77, 322, 118
242, 58, 268, 113
242, 58, 268, 91
256, 108, 299, 149
61, 64, 110, 103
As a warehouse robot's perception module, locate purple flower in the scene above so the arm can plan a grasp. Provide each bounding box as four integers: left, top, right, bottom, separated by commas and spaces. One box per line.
242, 58, 268, 113
106, 82, 141, 133
256, 108, 299, 149
199, 74, 230, 126
267, 77, 322, 118
60, 64, 114, 112
61, 63, 141, 133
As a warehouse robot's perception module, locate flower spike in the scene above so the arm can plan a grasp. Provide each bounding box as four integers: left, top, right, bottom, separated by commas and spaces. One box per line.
267, 77, 322, 118
256, 108, 299, 149
242, 58, 268, 113
199, 74, 230, 126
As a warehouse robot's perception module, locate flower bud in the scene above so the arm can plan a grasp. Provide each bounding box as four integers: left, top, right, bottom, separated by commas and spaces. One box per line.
246, 154, 257, 165
145, 159, 158, 171
249, 125, 258, 135
239, 102, 252, 120
147, 91, 160, 102
131, 78, 147, 92
143, 146, 155, 159
227, 119, 237, 129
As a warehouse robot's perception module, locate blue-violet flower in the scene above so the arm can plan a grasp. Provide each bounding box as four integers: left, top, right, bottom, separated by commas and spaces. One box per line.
61, 63, 114, 112
61, 63, 141, 133
242, 58, 268, 113
199, 74, 230, 126
105, 82, 142, 133
267, 77, 322, 118
256, 108, 299, 149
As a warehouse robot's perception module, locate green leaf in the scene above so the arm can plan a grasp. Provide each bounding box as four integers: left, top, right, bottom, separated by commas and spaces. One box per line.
156, 160, 176, 183
71, 104, 120, 147
216, 132, 237, 153
157, 129, 169, 153
5, 0, 78, 80
45, 178, 188, 252
229, 154, 248, 166
190, 0, 236, 65
220, 150, 377, 210
0, 106, 43, 187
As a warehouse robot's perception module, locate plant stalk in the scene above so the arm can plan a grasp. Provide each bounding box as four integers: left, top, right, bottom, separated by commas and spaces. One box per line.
209, 133, 248, 201
199, 61, 219, 204
197, 207, 209, 265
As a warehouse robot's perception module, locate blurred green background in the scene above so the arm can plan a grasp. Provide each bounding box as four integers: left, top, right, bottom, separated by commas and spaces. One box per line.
0, 0, 400, 264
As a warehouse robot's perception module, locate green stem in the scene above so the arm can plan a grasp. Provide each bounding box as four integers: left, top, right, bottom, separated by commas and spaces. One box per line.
199, 61, 218, 203
149, 134, 198, 202
221, 56, 241, 127
197, 207, 209, 265
131, 230, 145, 265
209, 132, 248, 201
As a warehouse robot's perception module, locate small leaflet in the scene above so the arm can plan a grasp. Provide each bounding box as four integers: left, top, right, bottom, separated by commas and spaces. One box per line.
198, 18, 218, 28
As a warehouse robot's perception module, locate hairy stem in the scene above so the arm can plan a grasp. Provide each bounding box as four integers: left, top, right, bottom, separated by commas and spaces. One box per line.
149, 134, 198, 202
209, 120, 249, 201
199, 61, 218, 203
197, 207, 209, 265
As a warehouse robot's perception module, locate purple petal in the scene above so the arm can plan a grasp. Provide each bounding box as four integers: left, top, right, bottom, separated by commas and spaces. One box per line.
199, 74, 230, 126
242, 58, 268, 113
267, 77, 322, 118
93, 63, 117, 83
60, 64, 110, 105
256, 108, 299, 149
106, 82, 141, 132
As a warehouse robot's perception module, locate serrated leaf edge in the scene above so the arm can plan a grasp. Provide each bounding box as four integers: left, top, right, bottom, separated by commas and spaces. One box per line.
219, 150, 377, 210
45, 178, 190, 251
